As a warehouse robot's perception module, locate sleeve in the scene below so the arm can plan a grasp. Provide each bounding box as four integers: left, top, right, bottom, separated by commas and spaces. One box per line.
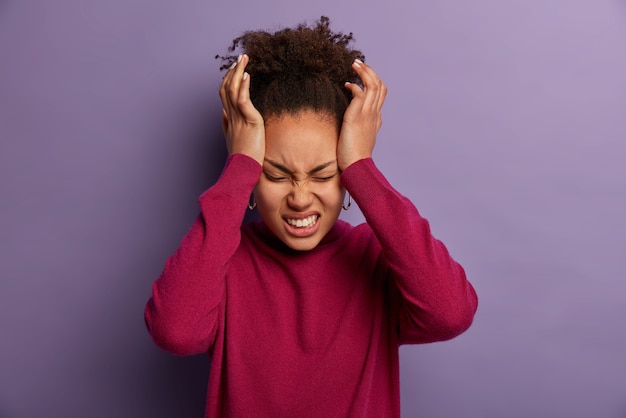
144, 153, 262, 355
340, 158, 478, 344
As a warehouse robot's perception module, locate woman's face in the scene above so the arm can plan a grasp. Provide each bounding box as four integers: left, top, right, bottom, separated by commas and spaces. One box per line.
255, 110, 345, 251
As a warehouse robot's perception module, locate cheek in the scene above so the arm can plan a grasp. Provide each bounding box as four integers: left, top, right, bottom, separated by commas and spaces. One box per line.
318, 182, 345, 208
254, 182, 284, 211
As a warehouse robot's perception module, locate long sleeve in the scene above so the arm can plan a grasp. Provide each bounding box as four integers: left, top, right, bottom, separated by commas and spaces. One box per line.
341, 158, 478, 344
144, 154, 262, 355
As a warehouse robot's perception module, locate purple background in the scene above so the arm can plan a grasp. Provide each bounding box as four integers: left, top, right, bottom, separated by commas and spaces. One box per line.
1, 0, 625, 417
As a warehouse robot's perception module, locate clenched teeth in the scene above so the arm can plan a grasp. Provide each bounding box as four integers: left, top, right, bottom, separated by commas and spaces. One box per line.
286, 215, 318, 228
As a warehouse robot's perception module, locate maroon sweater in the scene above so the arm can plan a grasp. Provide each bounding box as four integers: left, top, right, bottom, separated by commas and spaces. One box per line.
145, 154, 478, 417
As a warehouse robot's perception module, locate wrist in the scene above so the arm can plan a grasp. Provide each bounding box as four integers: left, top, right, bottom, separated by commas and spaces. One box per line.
338, 155, 371, 172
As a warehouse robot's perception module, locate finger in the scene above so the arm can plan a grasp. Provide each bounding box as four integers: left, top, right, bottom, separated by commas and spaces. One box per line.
237, 70, 258, 121
344, 81, 364, 99
352, 60, 376, 87
219, 62, 237, 111
221, 60, 239, 111
220, 55, 246, 111
352, 60, 382, 93
220, 59, 238, 95
226, 55, 248, 109
351, 60, 385, 110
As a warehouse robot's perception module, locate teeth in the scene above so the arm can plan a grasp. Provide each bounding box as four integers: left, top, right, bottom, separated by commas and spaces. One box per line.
287, 215, 318, 228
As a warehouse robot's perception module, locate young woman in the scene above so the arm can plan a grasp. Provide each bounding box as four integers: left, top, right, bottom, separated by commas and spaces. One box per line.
145, 16, 478, 417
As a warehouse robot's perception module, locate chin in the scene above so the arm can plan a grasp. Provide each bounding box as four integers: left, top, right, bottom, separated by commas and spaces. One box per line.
282, 236, 321, 252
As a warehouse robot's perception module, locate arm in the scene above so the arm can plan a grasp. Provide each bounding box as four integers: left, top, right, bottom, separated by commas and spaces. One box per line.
341, 159, 477, 344
339, 61, 477, 344
144, 154, 261, 355
145, 54, 265, 355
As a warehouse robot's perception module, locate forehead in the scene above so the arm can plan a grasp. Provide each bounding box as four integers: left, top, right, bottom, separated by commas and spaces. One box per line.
264, 111, 339, 169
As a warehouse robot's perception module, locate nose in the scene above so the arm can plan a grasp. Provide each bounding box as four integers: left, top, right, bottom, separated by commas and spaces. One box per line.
287, 179, 313, 210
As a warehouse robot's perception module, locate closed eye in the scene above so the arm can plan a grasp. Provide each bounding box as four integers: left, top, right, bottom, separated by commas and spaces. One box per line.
312, 174, 337, 182
264, 172, 288, 182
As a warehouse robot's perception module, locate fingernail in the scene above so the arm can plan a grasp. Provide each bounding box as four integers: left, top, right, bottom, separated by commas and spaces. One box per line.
243, 72, 249, 81
229, 61, 237, 69
354, 59, 363, 66
237, 54, 243, 63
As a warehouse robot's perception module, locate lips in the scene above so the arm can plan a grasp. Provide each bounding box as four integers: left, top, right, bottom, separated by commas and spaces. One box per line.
283, 214, 320, 237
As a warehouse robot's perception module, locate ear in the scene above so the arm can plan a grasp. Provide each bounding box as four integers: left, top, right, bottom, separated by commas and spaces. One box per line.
221, 108, 228, 136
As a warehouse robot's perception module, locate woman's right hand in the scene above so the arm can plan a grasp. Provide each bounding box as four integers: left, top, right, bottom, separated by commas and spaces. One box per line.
219, 54, 265, 165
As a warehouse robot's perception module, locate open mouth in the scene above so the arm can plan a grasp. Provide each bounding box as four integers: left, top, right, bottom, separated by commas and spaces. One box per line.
282, 214, 321, 238
285, 215, 319, 228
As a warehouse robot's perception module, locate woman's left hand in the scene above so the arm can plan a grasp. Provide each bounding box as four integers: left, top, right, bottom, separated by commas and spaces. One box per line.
338, 60, 387, 171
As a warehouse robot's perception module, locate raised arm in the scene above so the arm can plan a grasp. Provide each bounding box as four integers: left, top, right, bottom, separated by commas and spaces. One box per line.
339, 61, 477, 344
145, 55, 264, 355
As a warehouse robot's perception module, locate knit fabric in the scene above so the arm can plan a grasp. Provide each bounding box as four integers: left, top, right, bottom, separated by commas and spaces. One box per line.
145, 154, 478, 417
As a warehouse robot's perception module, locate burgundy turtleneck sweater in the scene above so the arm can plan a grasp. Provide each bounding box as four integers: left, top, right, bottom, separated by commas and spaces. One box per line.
145, 154, 478, 417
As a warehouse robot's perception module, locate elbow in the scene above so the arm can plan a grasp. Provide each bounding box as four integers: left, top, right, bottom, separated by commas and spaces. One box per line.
144, 306, 211, 356
435, 290, 479, 341
401, 292, 478, 344
437, 304, 477, 341
437, 279, 479, 340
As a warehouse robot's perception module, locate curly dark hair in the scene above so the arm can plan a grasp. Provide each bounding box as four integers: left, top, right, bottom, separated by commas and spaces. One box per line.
216, 16, 365, 126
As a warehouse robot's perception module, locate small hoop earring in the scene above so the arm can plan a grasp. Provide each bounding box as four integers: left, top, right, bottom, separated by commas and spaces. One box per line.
342, 193, 352, 211
248, 194, 257, 210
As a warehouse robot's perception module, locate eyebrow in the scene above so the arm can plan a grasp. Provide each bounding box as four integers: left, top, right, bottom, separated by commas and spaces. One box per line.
264, 159, 337, 175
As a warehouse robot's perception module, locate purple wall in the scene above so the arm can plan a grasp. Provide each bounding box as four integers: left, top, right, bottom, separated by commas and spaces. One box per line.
1, 0, 625, 417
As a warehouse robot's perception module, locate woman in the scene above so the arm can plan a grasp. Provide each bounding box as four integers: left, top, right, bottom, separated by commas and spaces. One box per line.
145, 16, 478, 417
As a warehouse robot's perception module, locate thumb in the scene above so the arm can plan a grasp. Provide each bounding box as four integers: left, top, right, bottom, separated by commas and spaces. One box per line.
344, 81, 363, 98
